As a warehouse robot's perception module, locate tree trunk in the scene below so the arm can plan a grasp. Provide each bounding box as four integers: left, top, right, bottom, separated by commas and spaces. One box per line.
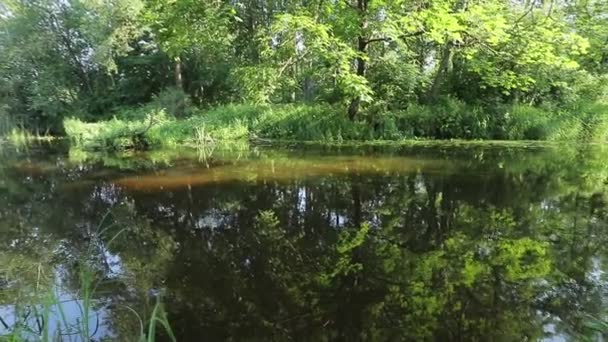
600, 37, 608, 67
174, 56, 184, 90
347, 36, 367, 120
351, 181, 362, 227
347, 0, 369, 120
426, 44, 453, 103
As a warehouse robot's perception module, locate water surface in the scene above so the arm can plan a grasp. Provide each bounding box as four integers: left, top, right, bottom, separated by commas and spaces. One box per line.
1, 142, 607, 341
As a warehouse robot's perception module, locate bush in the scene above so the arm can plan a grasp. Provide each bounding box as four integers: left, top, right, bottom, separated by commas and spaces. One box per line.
379, 98, 490, 140
65, 109, 170, 150
151, 87, 192, 118
566, 102, 608, 142
256, 105, 370, 142
501, 105, 553, 140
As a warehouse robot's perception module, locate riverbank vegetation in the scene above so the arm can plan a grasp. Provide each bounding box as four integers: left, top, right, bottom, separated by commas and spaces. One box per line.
2, 0, 608, 149
65, 100, 608, 150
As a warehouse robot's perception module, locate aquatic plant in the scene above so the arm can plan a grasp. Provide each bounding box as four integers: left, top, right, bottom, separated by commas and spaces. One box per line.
0, 213, 176, 342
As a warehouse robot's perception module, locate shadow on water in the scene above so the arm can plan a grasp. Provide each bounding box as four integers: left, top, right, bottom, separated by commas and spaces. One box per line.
1, 142, 608, 340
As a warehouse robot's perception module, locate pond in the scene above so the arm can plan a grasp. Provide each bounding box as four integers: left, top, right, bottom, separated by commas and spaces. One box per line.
0, 142, 607, 341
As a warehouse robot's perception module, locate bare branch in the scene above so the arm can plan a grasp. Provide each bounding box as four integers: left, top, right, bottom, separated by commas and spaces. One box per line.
277, 51, 310, 78
514, 3, 535, 24
365, 30, 426, 45
366, 37, 391, 44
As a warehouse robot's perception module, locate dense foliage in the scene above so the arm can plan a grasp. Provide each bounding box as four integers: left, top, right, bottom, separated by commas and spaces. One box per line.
1, 0, 608, 142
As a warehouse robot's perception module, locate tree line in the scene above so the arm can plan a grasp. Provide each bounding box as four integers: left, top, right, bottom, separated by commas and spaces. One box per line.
1, 0, 607, 133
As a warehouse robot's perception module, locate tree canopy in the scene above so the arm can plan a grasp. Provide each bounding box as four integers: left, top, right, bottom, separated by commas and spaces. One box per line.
1, 0, 607, 134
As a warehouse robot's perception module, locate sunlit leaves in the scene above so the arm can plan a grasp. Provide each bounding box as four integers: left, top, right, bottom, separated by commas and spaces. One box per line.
143, 0, 234, 58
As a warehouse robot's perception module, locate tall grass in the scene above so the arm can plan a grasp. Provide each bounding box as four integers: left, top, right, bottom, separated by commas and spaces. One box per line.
63, 99, 608, 151
0, 291, 174, 342
0, 213, 175, 342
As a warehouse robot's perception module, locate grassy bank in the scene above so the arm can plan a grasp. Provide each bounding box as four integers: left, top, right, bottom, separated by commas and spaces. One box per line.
62, 99, 608, 151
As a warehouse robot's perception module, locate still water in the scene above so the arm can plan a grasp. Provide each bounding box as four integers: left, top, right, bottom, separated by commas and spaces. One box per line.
1, 142, 608, 341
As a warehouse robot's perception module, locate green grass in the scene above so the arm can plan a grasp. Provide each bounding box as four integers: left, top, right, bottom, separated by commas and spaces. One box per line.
63, 99, 608, 151
65, 104, 347, 150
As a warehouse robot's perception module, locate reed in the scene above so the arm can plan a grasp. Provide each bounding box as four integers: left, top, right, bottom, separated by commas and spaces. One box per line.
0, 213, 175, 341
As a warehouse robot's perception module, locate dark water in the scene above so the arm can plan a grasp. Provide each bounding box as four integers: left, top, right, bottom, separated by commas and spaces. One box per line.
1, 142, 608, 341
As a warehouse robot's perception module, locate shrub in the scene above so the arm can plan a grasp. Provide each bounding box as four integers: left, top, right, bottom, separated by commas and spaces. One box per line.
380, 98, 490, 140
390, 105, 435, 138
65, 109, 170, 150
256, 105, 370, 141
567, 102, 608, 142
151, 87, 192, 118
433, 98, 489, 139
373, 115, 404, 140
501, 105, 553, 140
547, 115, 584, 141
